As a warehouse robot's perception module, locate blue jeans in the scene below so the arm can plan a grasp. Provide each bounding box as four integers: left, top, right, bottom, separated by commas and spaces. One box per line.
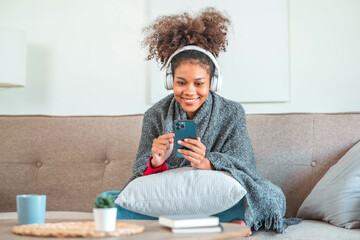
96, 191, 245, 222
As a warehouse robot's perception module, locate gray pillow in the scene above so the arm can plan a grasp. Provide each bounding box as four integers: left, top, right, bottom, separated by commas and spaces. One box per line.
297, 141, 360, 229
115, 167, 246, 217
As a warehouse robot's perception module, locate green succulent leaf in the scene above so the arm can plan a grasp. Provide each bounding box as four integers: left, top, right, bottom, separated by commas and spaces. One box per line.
95, 193, 115, 208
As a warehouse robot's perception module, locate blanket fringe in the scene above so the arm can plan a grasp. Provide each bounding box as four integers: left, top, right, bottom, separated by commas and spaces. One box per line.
250, 215, 302, 234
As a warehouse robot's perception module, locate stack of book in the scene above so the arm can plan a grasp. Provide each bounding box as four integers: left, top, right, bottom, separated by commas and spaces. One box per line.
159, 215, 223, 233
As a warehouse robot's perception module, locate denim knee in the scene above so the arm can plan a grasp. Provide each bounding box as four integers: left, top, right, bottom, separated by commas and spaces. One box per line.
213, 199, 245, 222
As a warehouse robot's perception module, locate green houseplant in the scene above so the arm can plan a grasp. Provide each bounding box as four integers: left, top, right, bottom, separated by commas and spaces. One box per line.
95, 194, 116, 208
93, 193, 117, 231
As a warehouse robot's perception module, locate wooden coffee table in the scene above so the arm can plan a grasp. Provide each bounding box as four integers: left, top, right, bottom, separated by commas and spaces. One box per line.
1, 218, 250, 239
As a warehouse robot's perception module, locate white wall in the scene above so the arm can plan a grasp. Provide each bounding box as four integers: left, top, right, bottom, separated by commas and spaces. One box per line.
246, 0, 360, 113
149, 0, 291, 104
0, 0, 359, 115
0, 0, 149, 115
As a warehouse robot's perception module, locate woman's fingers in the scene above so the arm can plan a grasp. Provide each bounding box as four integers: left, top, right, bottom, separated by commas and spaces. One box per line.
181, 151, 199, 168
177, 137, 213, 170
154, 139, 171, 150
178, 144, 204, 167
179, 148, 200, 160
152, 133, 175, 161
159, 133, 175, 140
183, 137, 204, 148
180, 149, 212, 170
152, 146, 165, 155
153, 133, 175, 151
181, 151, 200, 164
177, 138, 205, 156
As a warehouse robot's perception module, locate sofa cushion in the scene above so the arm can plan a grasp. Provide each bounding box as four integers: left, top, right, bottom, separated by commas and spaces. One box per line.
297, 140, 360, 229
115, 167, 246, 217
250, 220, 360, 239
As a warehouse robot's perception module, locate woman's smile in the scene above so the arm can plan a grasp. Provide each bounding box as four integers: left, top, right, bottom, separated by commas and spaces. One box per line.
182, 97, 200, 105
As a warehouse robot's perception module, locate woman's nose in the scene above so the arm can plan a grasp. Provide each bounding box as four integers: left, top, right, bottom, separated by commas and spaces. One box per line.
184, 83, 195, 94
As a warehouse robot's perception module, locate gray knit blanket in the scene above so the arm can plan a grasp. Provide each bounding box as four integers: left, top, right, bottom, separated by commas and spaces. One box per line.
125, 91, 301, 233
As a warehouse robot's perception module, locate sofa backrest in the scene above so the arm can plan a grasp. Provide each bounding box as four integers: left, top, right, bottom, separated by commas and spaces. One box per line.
247, 113, 360, 217
0, 115, 143, 213
1, 113, 360, 217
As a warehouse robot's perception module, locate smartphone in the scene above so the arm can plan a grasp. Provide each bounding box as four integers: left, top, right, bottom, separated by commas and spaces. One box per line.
174, 120, 197, 158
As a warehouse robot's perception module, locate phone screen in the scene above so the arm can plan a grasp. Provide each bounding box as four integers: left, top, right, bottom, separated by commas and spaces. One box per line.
174, 120, 197, 158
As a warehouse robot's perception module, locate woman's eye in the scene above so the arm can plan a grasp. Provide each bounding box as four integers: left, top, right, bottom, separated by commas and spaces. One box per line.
196, 82, 204, 86
176, 81, 185, 86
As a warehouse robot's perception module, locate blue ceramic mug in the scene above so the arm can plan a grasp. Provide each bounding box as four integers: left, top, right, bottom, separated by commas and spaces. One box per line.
16, 195, 46, 225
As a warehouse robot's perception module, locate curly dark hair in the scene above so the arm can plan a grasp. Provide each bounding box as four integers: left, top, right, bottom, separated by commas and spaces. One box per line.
142, 7, 231, 68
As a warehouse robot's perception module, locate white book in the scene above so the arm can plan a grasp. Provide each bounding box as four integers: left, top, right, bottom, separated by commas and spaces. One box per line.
159, 215, 219, 229
172, 225, 223, 233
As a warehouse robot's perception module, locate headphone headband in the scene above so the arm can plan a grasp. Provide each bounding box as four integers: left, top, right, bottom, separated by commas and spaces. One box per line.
164, 45, 222, 92
165, 45, 220, 71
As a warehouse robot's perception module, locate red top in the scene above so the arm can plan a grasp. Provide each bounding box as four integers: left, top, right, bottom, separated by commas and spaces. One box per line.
142, 156, 168, 175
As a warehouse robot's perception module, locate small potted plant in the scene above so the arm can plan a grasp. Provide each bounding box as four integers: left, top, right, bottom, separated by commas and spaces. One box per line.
93, 193, 117, 232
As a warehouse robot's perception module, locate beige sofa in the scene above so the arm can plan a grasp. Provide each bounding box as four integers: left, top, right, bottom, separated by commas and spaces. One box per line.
1, 113, 360, 239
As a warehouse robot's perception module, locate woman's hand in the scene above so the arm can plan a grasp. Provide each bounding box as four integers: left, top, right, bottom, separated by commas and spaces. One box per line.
151, 133, 175, 168
177, 137, 215, 170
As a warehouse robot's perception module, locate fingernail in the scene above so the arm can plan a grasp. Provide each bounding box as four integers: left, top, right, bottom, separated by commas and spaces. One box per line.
178, 140, 182, 144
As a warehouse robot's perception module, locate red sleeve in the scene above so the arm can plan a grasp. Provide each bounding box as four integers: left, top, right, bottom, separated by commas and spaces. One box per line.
142, 156, 168, 176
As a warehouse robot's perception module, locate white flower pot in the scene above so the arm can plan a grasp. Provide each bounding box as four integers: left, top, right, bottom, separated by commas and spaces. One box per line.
93, 208, 117, 232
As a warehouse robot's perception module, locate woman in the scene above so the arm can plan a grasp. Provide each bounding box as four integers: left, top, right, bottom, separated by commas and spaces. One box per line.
98, 7, 301, 234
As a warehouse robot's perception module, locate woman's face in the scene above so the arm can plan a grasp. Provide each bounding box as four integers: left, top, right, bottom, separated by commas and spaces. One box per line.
173, 61, 211, 119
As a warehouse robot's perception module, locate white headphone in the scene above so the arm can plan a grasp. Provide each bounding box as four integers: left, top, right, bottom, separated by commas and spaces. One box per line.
164, 45, 223, 92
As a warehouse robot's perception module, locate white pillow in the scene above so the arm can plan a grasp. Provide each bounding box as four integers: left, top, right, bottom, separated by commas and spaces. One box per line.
115, 167, 246, 217
297, 141, 360, 229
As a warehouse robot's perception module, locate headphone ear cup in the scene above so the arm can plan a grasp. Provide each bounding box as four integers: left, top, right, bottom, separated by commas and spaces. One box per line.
210, 75, 222, 92
210, 76, 216, 92
214, 75, 222, 92
165, 73, 173, 90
